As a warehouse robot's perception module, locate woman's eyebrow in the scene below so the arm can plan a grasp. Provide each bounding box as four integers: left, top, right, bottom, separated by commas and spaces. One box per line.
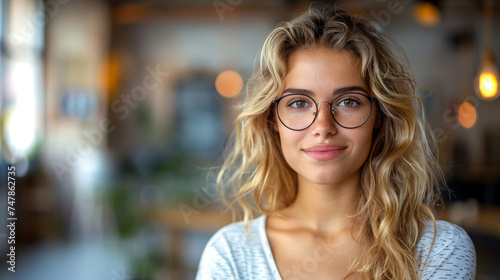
282, 86, 369, 96
282, 88, 314, 95
333, 86, 369, 96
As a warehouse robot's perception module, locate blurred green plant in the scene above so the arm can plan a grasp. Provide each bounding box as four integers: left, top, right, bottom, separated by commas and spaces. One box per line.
99, 151, 211, 279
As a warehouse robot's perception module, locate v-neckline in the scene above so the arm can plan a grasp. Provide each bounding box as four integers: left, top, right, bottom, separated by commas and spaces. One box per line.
259, 215, 284, 280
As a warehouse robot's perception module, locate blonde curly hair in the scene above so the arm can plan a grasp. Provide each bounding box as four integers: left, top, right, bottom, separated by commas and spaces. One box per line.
216, 6, 444, 279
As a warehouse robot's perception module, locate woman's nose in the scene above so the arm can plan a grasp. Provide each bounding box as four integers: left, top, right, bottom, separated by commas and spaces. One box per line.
311, 102, 338, 136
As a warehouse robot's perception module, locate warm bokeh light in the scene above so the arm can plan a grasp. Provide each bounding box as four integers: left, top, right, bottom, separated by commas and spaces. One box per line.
215, 70, 243, 98
479, 72, 498, 98
475, 50, 499, 101
476, 63, 499, 100
413, 2, 440, 27
458, 101, 477, 129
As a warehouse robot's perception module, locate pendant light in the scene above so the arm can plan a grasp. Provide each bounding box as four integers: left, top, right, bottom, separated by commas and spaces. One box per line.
475, 0, 499, 101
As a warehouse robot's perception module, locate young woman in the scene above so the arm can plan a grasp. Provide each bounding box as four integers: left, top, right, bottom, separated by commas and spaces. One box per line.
196, 7, 476, 280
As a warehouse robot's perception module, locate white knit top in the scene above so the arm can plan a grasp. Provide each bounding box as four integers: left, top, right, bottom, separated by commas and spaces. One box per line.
196, 215, 476, 279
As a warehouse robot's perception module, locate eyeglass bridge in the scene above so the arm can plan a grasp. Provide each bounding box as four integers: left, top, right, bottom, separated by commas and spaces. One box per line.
312, 101, 336, 116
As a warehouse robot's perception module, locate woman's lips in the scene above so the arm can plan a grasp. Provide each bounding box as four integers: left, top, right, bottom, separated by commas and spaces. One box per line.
302, 145, 347, 161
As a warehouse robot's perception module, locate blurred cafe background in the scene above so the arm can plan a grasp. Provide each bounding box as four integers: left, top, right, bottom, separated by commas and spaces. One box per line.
0, 0, 499, 279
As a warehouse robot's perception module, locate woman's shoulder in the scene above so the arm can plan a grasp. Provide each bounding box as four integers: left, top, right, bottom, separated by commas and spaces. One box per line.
201, 214, 267, 257
208, 215, 265, 243
418, 220, 474, 249
417, 220, 476, 279
196, 215, 273, 279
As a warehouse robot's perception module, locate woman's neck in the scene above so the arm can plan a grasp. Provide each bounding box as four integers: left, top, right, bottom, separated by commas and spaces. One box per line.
283, 171, 362, 235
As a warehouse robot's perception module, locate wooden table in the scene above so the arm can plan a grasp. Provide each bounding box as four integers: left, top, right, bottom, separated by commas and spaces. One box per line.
146, 205, 234, 279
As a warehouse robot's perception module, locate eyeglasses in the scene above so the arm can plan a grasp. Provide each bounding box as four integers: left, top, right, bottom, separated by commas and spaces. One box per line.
272, 92, 377, 131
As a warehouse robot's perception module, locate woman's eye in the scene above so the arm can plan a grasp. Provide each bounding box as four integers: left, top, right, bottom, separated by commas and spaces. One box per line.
289, 100, 310, 108
338, 98, 360, 107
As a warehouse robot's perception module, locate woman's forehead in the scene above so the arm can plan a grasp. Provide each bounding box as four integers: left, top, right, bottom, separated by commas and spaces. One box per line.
282, 48, 369, 96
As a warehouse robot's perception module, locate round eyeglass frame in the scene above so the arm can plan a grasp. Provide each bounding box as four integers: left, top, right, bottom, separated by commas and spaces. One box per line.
272, 92, 378, 131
